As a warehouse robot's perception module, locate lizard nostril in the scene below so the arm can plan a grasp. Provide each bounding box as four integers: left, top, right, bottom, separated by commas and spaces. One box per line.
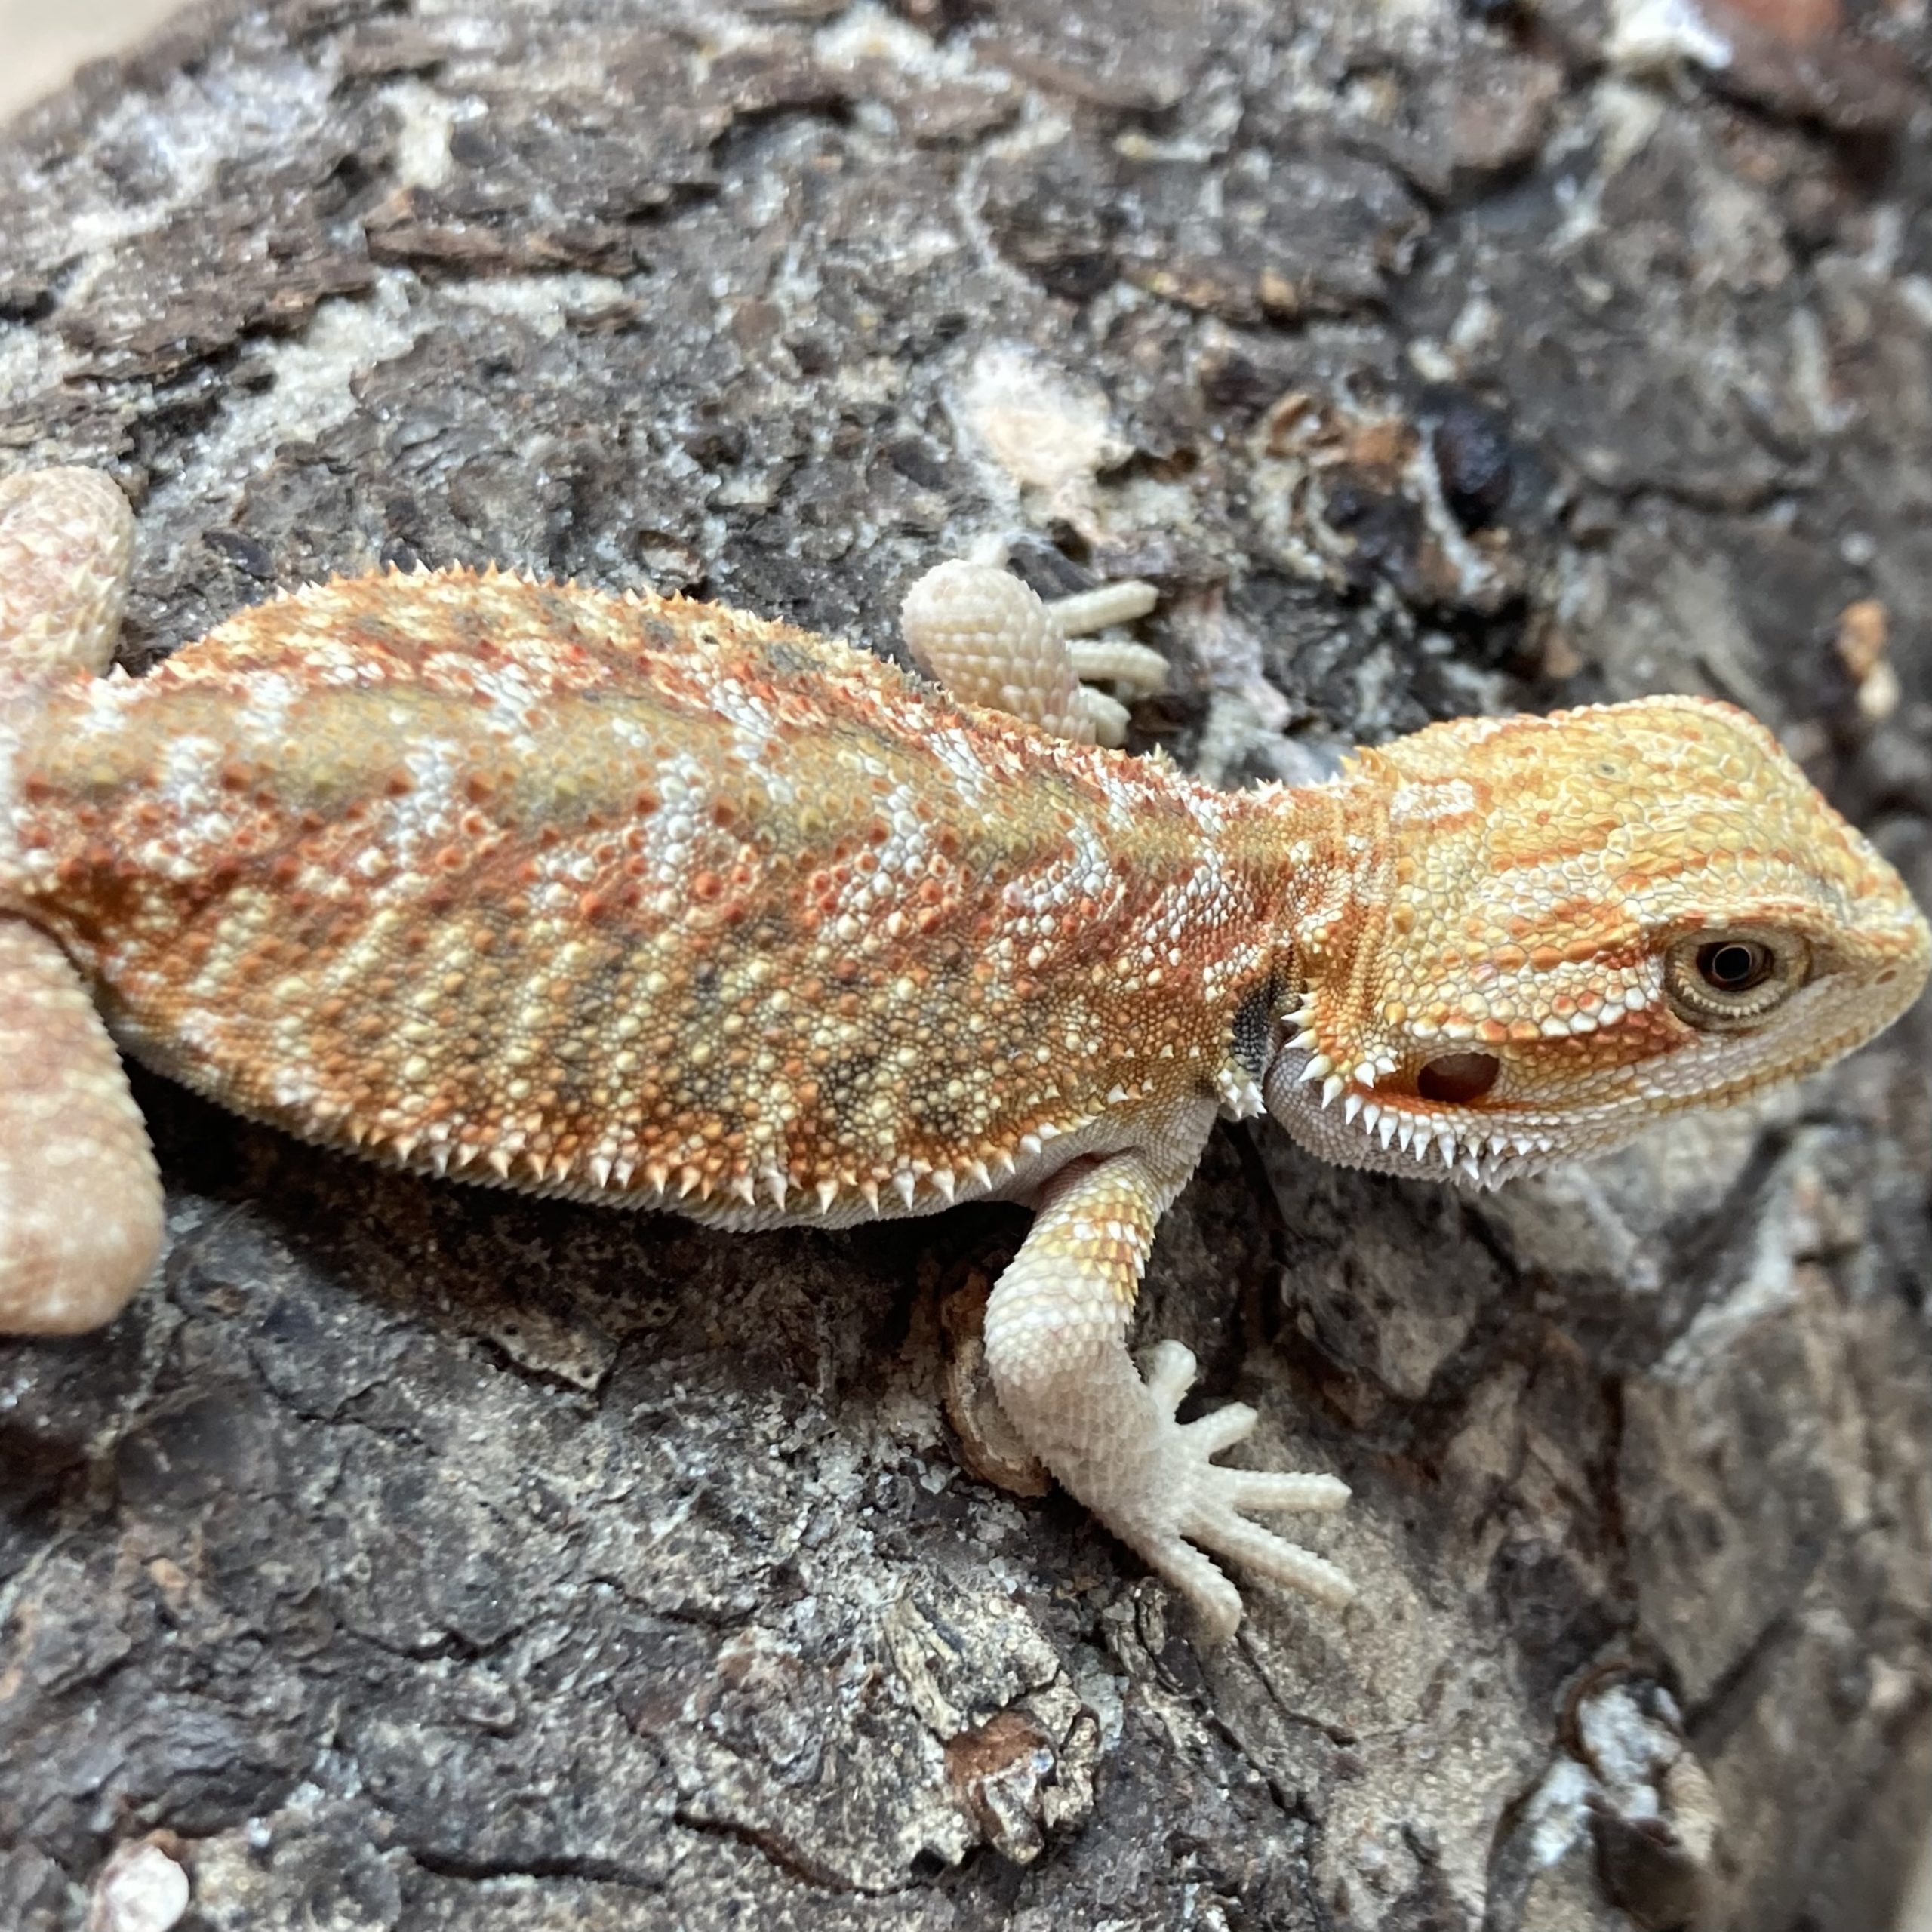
1416, 1053, 1500, 1104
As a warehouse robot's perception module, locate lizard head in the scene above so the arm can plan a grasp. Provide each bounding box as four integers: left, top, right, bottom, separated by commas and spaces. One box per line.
1264, 695, 1930, 1187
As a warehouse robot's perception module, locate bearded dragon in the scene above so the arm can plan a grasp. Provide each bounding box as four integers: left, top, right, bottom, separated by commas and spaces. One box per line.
2, 466, 1925, 1638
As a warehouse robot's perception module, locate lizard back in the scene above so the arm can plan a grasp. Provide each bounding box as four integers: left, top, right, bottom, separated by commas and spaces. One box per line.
2, 568, 1279, 1221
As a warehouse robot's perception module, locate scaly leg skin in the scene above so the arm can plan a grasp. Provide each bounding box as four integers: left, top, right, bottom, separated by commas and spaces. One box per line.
0, 467, 164, 1334
907, 559, 1349, 1635
0, 923, 164, 1334
982, 1151, 1354, 1641
900, 558, 1164, 746
0, 466, 135, 675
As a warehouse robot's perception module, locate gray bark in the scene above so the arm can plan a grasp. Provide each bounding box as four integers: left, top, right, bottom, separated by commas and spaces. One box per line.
2, 0, 1928, 1926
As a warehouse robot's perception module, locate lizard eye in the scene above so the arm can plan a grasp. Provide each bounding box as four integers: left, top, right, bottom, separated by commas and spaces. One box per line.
1665, 928, 1809, 1029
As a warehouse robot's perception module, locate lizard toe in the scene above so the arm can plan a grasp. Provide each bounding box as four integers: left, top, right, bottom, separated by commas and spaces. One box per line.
1179, 1399, 1262, 1457
1143, 1337, 1201, 1414
1214, 1468, 1351, 1515
1185, 1506, 1357, 1611
1133, 1531, 1244, 1644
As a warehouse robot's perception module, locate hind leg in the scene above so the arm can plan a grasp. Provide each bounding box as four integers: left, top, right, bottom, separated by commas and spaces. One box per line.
1, 468, 162, 1333
0, 922, 163, 1332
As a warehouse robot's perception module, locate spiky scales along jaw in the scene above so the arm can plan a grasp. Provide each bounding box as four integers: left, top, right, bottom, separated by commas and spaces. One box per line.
1262, 696, 1931, 1187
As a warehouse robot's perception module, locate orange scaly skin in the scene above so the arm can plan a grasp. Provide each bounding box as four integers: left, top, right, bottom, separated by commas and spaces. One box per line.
2, 466, 1927, 1640
6, 566, 1291, 1226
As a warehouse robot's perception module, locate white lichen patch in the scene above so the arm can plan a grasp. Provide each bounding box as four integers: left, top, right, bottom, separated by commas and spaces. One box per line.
950, 342, 1132, 526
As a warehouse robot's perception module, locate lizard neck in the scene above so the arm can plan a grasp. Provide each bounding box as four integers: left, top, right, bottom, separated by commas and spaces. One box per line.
1214, 768, 1394, 1036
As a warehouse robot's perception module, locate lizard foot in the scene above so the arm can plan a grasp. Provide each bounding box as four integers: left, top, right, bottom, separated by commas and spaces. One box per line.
900, 558, 1161, 746
1118, 1339, 1354, 1642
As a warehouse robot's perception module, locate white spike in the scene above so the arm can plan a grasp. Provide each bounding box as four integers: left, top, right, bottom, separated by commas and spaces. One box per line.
1298, 1054, 1334, 1085
1020, 1133, 1044, 1157
894, 1171, 918, 1208
1354, 1062, 1377, 1088
931, 1168, 956, 1204
1397, 1121, 1416, 1153
1378, 1112, 1398, 1147
992, 1149, 1016, 1178
967, 1160, 992, 1189
1321, 1074, 1344, 1109
589, 1156, 613, 1189
765, 1170, 789, 1210
731, 1174, 758, 1207
488, 1149, 513, 1179
817, 1179, 839, 1212
860, 1180, 881, 1211
1361, 1101, 1381, 1130
1343, 1094, 1364, 1125
1289, 1029, 1319, 1053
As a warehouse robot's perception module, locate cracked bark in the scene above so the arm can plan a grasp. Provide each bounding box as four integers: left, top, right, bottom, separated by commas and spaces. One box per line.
2, 0, 1930, 1927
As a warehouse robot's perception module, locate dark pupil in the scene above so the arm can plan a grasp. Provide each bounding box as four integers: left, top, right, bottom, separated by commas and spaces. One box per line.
1698, 941, 1770, 992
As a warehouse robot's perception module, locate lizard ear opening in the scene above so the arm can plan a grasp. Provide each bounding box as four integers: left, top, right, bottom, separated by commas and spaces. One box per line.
1415, 1053, 1500, 1104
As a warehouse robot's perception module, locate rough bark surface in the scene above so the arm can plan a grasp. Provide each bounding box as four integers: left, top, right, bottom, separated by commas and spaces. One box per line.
2, 1, 1930, 1927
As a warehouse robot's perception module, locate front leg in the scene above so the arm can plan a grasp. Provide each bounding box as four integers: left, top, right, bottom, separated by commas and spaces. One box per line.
983, 1151, 1354, 1641
900, 558, 1164, 746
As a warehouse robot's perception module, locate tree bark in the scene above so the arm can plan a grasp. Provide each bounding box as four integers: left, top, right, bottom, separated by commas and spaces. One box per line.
2, 1, 1928, 1926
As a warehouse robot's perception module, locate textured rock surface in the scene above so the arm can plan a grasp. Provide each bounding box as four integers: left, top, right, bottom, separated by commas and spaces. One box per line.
2, 1, 1929, 1927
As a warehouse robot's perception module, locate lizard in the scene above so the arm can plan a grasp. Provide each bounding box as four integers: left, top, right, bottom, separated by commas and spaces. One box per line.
2, 464, 1927, 1641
